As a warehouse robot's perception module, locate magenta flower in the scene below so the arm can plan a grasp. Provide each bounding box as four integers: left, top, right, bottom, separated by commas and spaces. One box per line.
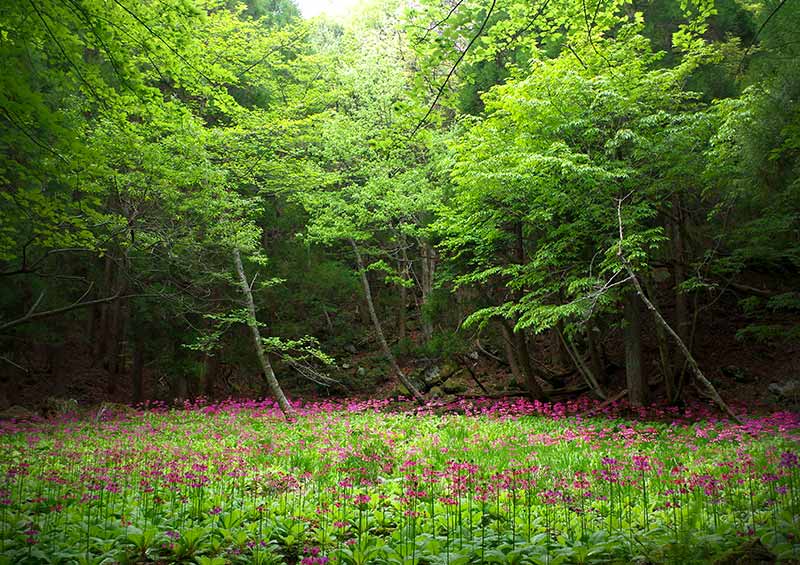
779, 451, 798, 469
632, 455, 651, 472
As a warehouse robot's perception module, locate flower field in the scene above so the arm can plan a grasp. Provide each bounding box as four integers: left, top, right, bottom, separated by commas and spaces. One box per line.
1, 397, 799, 564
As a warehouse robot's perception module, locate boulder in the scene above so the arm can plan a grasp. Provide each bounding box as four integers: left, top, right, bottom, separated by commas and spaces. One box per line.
439, 362, 460, 380
721, 366, 752, 383
443, 382, 468, 395
768, 380, 800, 403
423, 365, 440, 381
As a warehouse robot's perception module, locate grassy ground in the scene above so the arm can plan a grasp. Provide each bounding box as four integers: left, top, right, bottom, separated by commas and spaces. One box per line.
1, 396, 798, 564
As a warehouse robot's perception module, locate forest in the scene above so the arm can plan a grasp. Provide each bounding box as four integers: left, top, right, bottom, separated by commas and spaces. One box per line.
0, 0, 799, 562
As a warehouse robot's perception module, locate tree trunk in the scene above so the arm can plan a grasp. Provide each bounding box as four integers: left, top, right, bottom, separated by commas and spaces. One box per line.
94, 254, 115, 361
233, 248, 295, 419
552, 290, 570, 367
558, 330, 606, 399
132, 333, 145, 404
512, 326, 546, 400
643, 276, 674, 399
588, 326, 606, 385
398, 280, 407, 342
106, 264, 129, 394
419, 242, 436, 342
499, 322, 522, 384
350, 240, 425, 403
623, 291, 647, 407
508, 223, 546, 399
108, 296, 128, 374
202, 353, 219, 399
397, 245, 409, 342
671, 192, 690, 396
671, 193, 690, 345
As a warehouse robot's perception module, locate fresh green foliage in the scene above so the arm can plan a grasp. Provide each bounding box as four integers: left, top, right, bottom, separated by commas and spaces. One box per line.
1, 0, 798, 426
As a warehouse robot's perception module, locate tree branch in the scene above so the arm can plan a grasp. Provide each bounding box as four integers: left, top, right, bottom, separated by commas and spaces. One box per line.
415, 0, 467, 45
409, 0, 498, 139
0, 285, 121, 332
738, 0, 790, 73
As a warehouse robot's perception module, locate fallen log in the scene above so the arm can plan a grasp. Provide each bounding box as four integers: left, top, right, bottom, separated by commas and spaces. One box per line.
455, 383, 589, 400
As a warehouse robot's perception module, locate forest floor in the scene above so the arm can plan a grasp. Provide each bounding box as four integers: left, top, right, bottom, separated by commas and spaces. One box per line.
1, 397, 799, 564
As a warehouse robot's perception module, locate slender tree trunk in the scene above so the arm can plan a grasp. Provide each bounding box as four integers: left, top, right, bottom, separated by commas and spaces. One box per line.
671, 193, 690, 345
558, 330, 606, 399
674, 293, 701, 402
671, 192, 690, 395
419, 242, 436, 342
200, 289, 220, 399
202, 353, 219, 399
588, 326, 606, 385
499, 322, 523, 384
95, 254, 114, 361
350, 240, 425, 403
553, 289, 570, 367
643, 276, 674, 399
398, 245, 409, 342
624, 291, 647, 407
108, 296, 127, 374
322, 308, 334, 333
106, 263, 129, 394
549, 329, 562, 368
508, 223, 547, 399
233, 248, 296, 419
132, 333, 145, 404
512, 326, 546, 400
398, 281, 407, 341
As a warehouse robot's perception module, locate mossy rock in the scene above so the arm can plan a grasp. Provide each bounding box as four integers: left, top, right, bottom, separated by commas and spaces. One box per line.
439, 362, 460, 380
387, 384, 410, 398
442, 382, 467, 394
721, 365, 752, 383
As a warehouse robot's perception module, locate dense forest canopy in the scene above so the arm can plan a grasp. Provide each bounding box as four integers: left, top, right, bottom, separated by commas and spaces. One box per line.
0, 0, 798, 413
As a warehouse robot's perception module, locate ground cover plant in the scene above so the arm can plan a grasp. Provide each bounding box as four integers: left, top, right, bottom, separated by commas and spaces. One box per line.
1, 398, 798, 564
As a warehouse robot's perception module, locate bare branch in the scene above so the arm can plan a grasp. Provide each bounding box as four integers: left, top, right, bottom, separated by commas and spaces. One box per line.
0, 356, 29, 373
110, 0, 218, 85
738, 0, 791, 74
0, 286, 121, 332
0, 247, 94, 277
409, 0, 498, 139
415, 0, 467, 45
